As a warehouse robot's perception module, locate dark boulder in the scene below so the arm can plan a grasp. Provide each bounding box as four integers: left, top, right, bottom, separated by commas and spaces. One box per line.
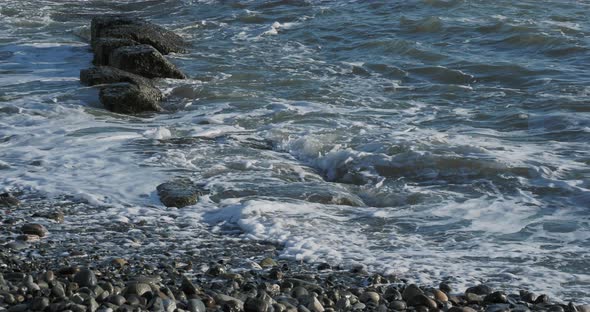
92, 37, 139, 65
80, 66, 163, 114
91, 15, 187, 54
80, 65, 152, 86
157, 179, 203, 208
110, 44, 186, 79
100, 82, 162, 114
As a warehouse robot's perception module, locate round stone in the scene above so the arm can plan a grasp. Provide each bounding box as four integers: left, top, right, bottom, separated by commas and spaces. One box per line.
244, 297, 269, 312
359, 291, 380, 303
408, 294, 437, 309
74, 268, 97, 288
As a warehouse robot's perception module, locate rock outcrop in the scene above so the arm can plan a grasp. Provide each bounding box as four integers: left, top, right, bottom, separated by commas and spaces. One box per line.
81, 15, 187, 114
91, 15, 187, 54
80, 66, 163, 113
109, 44, 186, 79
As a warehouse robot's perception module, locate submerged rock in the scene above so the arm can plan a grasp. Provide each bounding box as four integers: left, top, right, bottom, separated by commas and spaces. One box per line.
91, 15, 187, 54
80, 66, 163, 114
99, 82, 162, 114
109, 44, 186, 79
156, 179, 203, 208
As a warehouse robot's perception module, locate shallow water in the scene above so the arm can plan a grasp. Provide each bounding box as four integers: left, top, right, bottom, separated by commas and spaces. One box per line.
1, 0, 589, 301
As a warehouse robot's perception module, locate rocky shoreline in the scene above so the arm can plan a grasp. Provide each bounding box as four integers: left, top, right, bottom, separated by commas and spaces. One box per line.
1, 15, 588, 312
1, 193, 589, 312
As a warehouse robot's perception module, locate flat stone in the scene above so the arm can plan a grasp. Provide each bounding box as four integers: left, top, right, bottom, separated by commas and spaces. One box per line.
20, 223, 48, 237
110, 44, 186, 79
157, 178, 202, 208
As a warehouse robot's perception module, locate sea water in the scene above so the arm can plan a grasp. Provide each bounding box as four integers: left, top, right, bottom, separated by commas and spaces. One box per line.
1, 0, 589, 302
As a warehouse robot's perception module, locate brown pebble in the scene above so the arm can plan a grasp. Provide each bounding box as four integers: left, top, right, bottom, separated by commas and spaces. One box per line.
432, 289, 448, 302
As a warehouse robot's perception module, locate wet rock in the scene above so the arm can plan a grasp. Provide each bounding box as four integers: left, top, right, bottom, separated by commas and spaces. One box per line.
431, 288, 448, 302
80, 66, 163, 114
32, 211, 64, 223
384, 287, 402, 301
93, 37, 139, 65
439, 282, 452, 294
485, 291, 508, 304
109, 294, 126, 305
0, 193, 19, 207
389, 300, 407, 311
549, 306, 565, 312
259, 257, 277, 268
20, 223, 48, 237
359, 291, 380, 303
157, 179, 202, 208
188, 299, 207, 312
308, 296, 324, 312
520, 290, 536, 303
292, 286, 309, 298
335, 298, 350, 310
402, 284, 423, 301
109, 44, 186, 79
408, 294, 437, 309
181, 276, 199, 296
30, 297, 49, 311
486, 304, 511, 312
245, 297, 269, 312
466, 284, 493, 296
99, 82, 162, 114
91, 15, 187, 54
534, 294, 549, 304
449, 307, 478, 312
74, 268, 97, 288
80, 65, 151, 86
125, 283, 152, 296
577, 305, 590, 312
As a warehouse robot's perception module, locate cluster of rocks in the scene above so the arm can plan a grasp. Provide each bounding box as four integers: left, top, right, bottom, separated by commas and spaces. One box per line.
1, 254, 589, 312
80, 16, 188, 114
2, 195, 590, 311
